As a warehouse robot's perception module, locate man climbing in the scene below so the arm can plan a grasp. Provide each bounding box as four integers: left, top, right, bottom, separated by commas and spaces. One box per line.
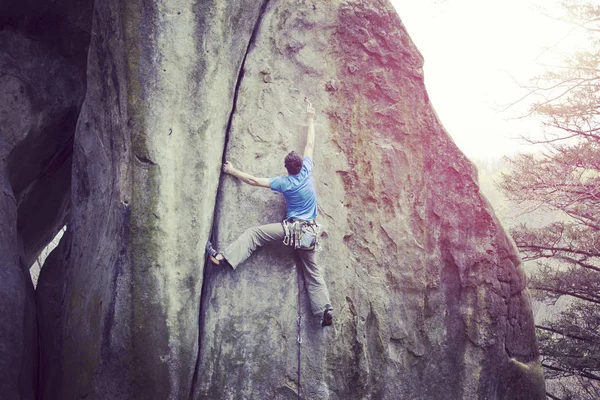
206, 99, 333, 327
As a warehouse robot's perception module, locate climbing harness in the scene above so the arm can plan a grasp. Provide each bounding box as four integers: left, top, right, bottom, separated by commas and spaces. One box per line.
283, 219, 320, 251
296, 262, 303, 400
284, 218, 319, 399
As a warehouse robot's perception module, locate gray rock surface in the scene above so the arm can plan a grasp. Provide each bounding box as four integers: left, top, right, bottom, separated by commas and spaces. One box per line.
198, 1, 545, 399
1, 0, 92, 267
35, 228, 71, 400
1, 29, 79, 267
3, 0, 545, 399
36, 0, 270, 398
0, 2, 91, 397
0, 163, 37, 400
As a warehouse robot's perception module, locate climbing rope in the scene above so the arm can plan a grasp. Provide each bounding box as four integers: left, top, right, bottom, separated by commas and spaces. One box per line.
296, 264, 303, 400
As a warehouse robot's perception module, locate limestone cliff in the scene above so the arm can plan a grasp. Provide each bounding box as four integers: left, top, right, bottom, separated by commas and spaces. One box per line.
1, 0, 545, 399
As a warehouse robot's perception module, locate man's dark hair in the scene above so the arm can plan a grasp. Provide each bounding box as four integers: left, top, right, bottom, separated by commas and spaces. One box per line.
284, 151, 303, 175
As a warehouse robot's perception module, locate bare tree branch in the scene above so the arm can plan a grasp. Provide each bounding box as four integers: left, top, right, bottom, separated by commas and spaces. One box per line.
541, 363, 600, 382
535, 325, 594, 343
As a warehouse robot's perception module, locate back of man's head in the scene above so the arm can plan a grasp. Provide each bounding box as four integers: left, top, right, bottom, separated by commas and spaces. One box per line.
284, 151, 303, 175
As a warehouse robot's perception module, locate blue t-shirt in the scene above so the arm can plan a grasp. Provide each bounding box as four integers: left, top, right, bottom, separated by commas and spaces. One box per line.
269, 156, 317, 220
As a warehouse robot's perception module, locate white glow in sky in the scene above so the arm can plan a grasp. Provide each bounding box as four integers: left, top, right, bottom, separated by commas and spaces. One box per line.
391, 0, 581, 160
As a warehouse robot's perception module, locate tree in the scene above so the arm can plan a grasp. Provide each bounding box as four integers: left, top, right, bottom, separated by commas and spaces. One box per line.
498, 1, 600, 398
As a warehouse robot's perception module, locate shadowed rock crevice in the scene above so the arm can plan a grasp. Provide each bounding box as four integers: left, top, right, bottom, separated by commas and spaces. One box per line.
222, 0, 273, 158
1, 21, 88, 266
190, 1, 272, 398
0, 1, 92, 398
9, 121, 74, 268
35, 227, 71, 400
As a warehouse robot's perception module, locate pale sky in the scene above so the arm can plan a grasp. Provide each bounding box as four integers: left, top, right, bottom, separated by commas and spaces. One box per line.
391, 0, 582, 160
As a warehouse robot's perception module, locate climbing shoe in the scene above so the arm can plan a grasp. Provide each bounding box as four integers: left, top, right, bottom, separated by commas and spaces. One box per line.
322, 304, 334, 327
205, 240, 221, 265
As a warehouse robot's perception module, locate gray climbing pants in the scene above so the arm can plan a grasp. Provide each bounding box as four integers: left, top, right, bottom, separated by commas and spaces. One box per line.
221, 222, 331, 315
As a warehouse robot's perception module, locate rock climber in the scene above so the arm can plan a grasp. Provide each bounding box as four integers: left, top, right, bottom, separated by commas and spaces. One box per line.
206, 98, 333, 326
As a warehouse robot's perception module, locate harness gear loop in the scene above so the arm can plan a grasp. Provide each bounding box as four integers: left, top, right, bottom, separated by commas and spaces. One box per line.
283, 219, 320, 251
283, 221, 291, 246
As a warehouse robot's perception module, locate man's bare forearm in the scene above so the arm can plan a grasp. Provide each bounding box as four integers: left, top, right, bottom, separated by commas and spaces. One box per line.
304, 99, 316, 157
229, 168, 258, 185
222, 161, 270, 188
306, 118, 315, 148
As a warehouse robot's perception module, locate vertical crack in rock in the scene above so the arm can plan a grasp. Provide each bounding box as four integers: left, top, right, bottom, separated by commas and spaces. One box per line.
219, 0, 271, 167
188, 1, 271, 398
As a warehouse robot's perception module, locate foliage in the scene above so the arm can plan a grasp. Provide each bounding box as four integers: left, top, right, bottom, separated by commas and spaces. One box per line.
498, 1, 600, 398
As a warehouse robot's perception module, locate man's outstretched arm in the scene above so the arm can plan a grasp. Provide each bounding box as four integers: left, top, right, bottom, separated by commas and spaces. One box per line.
303, 99, 316, 159
222, 161, 270, 188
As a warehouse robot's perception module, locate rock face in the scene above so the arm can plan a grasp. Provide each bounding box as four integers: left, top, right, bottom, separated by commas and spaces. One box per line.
36, 0, 270, 398
1, 0, 92, 267
2, 0, 545, 399
0, 1, 91, 398
198, 1, 544, 399
0, 161, 37, 400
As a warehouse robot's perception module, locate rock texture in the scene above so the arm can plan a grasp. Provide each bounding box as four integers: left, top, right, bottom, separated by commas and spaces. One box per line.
2, 0, 545, 399
1, 0, 92, 267
197, 1, 545, 399
36, 0, 270, 398
0, 1, 91, 398
0, 160, 37, 400
35, 228, 71, 400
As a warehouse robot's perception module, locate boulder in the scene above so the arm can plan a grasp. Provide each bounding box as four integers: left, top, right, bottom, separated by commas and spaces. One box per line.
27, 0, 545, 399
197, 1, 545, 399
1, 28, 81, 267
0, 0, 92, 267
37, 0, 271, 398
35, 228, 71, 400
0, 0, 93, 63
0, 1, 91, 396
0, 164, 37, 400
